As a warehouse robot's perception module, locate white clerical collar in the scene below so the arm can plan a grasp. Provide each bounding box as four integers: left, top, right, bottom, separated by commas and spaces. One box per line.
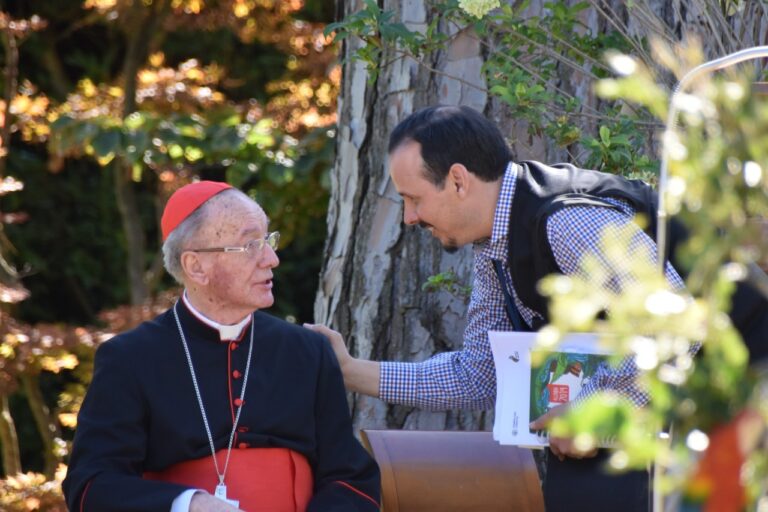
182, 291, 252, 341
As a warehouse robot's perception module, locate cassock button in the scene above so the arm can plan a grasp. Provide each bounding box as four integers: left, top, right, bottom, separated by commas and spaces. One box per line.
230, 342, 238, 351
238, 426, 249, 433
233, 398, 244, 407
232, 370, 242, 379
238, 442, 249, 449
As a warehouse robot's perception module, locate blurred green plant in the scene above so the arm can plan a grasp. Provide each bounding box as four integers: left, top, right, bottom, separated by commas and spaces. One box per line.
422, 268, 472, 301
538, 42, 768, 508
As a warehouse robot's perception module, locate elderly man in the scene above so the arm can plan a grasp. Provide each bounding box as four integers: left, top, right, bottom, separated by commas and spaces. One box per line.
63, 181, 380, 512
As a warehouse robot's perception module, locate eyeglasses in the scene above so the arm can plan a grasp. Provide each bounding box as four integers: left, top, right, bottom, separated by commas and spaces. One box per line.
189, 231, 280, 255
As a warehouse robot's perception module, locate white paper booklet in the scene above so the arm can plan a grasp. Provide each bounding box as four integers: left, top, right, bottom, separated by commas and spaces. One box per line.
489, 331, 611, 449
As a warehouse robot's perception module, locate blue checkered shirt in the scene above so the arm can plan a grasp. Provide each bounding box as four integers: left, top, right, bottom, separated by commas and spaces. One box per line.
379, 162, 686, 410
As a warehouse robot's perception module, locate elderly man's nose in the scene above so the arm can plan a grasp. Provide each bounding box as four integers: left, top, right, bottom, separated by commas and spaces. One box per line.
262, 244, 280, 267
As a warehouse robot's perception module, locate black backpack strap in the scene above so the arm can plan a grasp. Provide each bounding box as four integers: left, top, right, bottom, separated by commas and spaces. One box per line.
492, 259, 527, 332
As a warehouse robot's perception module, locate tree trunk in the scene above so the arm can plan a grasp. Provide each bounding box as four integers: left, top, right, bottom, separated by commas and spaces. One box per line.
21, 373, 62, 478
114, 162, 149, 306
319, 0, 768, 432
0, 394, 21, 476
115, 0, 170, 306
315, 0, 490, 432
0, 26, 18, 180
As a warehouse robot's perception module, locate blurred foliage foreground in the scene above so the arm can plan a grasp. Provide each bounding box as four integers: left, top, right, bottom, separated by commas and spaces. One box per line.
0, 0, 338, 509
539, 44, 768, 510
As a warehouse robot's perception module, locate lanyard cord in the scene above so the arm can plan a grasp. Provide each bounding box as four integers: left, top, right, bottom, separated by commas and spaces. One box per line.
172, 302, 255, 487
492, 259, 527, 332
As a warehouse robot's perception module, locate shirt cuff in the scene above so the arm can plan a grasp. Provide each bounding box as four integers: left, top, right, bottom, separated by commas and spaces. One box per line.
379, 361, 421, 404
171, 489, 204, 512
572, 379, 649, 409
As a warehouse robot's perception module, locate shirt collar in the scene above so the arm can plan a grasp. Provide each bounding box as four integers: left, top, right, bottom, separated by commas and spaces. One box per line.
480, 161, 518, 259
182, 291, 252, 341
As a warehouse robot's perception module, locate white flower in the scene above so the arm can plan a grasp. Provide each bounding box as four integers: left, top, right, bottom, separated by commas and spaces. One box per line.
686, 429, 710, 452
645, 289, 687, 315
743, 160, 762, 187
459, 0, 501, 18
606, 53, 637, 76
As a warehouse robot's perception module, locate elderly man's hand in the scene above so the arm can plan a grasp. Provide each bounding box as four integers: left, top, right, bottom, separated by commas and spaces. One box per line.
529, 404, 598, 461
303, 323, 353, 368
189, 493, 243, 512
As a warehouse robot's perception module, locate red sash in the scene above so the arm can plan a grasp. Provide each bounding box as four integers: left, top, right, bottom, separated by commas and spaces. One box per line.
144, 448, 313, 512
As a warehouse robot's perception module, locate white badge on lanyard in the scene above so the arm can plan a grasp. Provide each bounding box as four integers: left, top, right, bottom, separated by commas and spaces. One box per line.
215, 483, 240, 508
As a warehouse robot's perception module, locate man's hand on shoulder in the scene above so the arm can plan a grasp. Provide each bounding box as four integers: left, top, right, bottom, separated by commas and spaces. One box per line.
302, 324, 353, 368
529, 404, 598, 461
189, 493, 243, 512
302, 323, 381, 398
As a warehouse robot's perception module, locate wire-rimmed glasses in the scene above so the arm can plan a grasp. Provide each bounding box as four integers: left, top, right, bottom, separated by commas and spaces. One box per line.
188, 231, 280, 256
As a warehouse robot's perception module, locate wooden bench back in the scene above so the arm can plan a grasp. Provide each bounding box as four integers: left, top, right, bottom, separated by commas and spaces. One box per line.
361, 430, 544, 512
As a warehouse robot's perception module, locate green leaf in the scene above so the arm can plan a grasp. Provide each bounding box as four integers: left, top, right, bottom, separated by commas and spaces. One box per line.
184, 146, 204, 162
380, 22, 411, 41
609, 134, 631, 146
245, 125, 275, 147
123, 130, 150, 164
599, 125, 611, 146
131, 163, 142, 182
123, 112, 146, 131
91, 128, 122, 160
177, 123, 205, 139
572, 1, 590, 12
168, 144, 184, 159
49, 115, 76, 131
70, 121, 100, 150
324, 21, 347, 36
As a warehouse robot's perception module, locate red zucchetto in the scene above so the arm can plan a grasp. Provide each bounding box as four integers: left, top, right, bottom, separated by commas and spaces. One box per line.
161, 181, 233, 240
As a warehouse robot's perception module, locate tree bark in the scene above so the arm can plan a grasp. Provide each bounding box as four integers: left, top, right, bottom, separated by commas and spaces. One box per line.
0, 21, 29, 301
115, 0, 170, 306
41, 43, 71, 100
20, 373, 62, 478
316, 0, 490, 432
0, 26, 18, 180
0, 394, 21, 476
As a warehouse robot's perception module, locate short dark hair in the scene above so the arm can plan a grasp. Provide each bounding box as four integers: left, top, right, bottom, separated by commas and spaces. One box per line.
388, 105, 512, 186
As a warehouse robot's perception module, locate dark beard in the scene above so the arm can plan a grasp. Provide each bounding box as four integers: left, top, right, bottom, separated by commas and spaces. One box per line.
418, 221, 460, 253
443, 243, 459, 254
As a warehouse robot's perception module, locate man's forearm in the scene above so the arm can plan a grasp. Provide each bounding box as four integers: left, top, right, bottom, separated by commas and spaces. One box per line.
342, 359, 381, 397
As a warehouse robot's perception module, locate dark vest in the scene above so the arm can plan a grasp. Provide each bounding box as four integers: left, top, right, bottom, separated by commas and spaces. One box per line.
503, 160, 768, 361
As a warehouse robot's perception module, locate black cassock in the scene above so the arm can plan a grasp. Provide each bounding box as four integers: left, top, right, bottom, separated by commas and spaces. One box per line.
63, 301, 380, 511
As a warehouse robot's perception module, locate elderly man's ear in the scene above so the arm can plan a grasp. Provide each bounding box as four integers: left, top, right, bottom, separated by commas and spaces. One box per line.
181, 252, 210, 286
